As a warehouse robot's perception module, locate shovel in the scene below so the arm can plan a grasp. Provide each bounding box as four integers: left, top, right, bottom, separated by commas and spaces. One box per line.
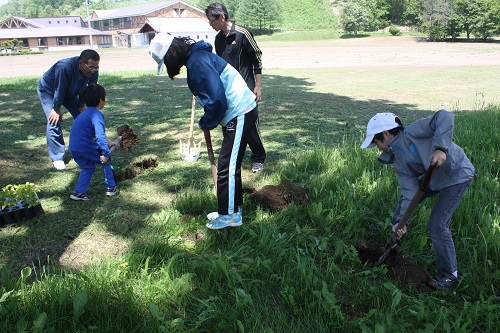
203, 129, 218, 191
374, 164, 435, 266
179, 96, 202, 162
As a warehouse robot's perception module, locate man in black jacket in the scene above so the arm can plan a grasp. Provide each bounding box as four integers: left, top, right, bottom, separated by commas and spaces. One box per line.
205, 2, 266, 172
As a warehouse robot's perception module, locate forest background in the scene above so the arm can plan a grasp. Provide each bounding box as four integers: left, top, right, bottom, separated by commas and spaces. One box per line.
1, 0, 500, 41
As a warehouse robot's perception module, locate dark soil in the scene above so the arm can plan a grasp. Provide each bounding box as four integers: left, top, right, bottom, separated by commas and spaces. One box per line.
356, 242, 434, 292
119, 126, 140, 151
115, 155, 158, 182
248, 179, 309, 212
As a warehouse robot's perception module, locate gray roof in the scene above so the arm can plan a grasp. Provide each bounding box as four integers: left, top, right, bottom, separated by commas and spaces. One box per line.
0, 26, 110, 39
91, 1, 204, 20
0, 15, 110, 39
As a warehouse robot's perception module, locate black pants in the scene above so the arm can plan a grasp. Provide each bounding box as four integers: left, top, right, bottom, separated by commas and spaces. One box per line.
217, 107, 258, 215
247, 109, 266, 163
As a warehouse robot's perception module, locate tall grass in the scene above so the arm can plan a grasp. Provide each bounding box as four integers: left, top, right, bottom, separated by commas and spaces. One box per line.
1, 100, 498, 331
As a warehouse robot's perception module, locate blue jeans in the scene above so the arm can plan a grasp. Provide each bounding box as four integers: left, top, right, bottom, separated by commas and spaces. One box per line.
37, 83, 80, 162
72, 151, 116, 194
392, 178, 473, 273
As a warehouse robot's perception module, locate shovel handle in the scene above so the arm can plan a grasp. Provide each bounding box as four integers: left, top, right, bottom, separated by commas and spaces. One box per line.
109, 136, 122, 153
203, 129, 218, 190
189, 96, 196, 134
391, 164, 436, 240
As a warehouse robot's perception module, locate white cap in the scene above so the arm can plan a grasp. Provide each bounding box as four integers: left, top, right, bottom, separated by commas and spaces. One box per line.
149, 33, 174, 75
360, 113, 400, 148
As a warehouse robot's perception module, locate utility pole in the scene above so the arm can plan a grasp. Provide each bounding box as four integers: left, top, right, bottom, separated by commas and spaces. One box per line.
85, 0, 94, 48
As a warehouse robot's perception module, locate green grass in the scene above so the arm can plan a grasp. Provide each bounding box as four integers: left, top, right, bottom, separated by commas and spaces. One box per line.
0, 48, 499, 331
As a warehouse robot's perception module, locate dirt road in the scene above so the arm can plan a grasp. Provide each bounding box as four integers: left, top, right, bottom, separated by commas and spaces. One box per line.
0, 37, 499, 78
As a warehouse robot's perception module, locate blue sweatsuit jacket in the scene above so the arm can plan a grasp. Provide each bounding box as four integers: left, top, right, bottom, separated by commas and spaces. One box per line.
38, 56, 98, 111
68, 107, 111, 158
185, 41, 256, 130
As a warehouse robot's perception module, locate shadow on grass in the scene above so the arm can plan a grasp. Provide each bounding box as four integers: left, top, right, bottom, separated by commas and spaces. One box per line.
0, 72, 434, 279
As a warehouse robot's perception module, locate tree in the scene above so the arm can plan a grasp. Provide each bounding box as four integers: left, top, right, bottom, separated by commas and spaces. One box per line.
421, 0, 451, 41
236, 0, 282, 33
340, 0, 381, 34
341, 1, 369, 34
470, 0, 500, 40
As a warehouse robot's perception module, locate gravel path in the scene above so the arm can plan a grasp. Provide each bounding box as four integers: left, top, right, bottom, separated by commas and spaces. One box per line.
1, 37, 499, 78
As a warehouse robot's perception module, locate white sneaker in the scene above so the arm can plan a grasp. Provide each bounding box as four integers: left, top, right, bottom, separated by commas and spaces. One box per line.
53, 160, 66, 170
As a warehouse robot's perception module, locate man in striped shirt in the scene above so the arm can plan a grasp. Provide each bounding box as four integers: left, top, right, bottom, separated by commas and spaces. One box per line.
205, 2, 267, 173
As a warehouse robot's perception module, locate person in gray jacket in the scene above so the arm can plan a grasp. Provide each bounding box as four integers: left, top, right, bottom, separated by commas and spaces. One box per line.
361, 110, 474, 291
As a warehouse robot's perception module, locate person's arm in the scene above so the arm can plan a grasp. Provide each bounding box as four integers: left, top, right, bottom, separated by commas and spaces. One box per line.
241, 29, 263, 102
411, 109, 454, 167
190, 63, 228, 131
47, 64, 72, 125
254, 73, 262, 102
93, 112, 111, 159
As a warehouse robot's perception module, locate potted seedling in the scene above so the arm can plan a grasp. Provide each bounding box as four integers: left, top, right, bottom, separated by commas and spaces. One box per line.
0, 182, 43, 226
15, 182, 43, 219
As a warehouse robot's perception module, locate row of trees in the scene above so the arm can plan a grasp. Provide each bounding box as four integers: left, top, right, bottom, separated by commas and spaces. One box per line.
0, 0, 499, 40
339, 0, 500, 40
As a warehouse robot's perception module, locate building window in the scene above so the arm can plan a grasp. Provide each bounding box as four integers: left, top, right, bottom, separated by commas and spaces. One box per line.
100, 36, 111, 44
66, 37, 74, 45
57, 37, 63, 45
76, 37, 84, 45
38, 38, 47, 46
173, 8, 185, 16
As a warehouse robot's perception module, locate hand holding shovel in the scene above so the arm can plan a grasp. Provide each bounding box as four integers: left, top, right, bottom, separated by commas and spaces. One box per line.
374, 164, 435, 266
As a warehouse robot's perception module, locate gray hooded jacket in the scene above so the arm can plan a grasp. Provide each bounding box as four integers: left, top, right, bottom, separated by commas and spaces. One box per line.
378, 110, 475, 223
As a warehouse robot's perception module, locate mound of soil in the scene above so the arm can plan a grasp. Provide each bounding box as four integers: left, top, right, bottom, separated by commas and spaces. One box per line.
249, 180, 309, 212
356, 242, 434, 292
120, 126, 140, 151
115, 155, 158, 182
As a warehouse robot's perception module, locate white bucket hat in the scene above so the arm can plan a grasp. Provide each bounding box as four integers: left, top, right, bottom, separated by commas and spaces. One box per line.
149, 33, 174, 75
360, 113, 400, 149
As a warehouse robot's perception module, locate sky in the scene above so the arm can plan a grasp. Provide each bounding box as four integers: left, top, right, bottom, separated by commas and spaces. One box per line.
0, 0, 8, 6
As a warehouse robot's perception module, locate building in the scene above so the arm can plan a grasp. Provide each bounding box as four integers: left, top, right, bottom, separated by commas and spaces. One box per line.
88, 1, 216, 48
0, 1, 215, 52
0, 16, 112, 51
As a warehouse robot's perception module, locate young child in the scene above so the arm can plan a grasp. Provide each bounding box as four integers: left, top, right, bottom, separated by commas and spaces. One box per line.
68, 83, 118, 201
149, 33, 258, 229
361, 110, 474, 291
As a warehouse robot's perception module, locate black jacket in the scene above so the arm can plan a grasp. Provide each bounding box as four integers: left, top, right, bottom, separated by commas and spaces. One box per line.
214, 22, 263, 91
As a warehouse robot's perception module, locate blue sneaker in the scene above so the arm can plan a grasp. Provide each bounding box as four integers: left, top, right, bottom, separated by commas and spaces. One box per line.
206, 212, 242, 229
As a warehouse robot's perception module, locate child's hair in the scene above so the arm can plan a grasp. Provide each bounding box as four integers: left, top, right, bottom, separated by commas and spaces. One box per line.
373, 116, 404, 142
164, 37, 195, 79
83, 83, 106, 107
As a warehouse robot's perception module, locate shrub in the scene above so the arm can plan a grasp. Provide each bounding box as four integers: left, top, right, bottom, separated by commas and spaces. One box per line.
389, 25, 402, 36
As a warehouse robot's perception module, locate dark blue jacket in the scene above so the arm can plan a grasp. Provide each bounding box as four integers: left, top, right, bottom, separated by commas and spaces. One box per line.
38, 56, 98, 111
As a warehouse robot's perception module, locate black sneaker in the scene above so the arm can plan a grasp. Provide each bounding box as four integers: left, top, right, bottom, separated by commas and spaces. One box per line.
106, 186, 119, 197
70, 192, 91, 201
428, 271, 459, 291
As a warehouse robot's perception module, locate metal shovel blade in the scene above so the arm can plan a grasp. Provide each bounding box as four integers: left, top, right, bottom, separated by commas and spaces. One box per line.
179, 138, 202, 162
374, 239, 397, 266
180, 96, 202, 162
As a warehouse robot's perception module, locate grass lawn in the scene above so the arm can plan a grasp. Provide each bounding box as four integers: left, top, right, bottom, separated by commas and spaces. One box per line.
0, 38, 499, 332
